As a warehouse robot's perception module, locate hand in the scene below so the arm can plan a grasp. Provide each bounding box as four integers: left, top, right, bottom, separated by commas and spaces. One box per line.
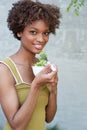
31, 64, 58, 89
47, 65, 58, 93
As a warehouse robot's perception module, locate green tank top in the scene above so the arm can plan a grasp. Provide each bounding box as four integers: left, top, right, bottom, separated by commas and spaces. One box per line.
1, 58, 49, 130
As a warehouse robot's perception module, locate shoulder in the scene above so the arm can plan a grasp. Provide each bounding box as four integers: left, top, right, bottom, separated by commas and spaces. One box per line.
0, 60, 10, 74
0, 61, 8, 73
0, 60, 15, 85
0, 57, 13, 73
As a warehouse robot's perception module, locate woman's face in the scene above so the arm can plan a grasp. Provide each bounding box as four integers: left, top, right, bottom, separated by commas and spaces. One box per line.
18, 20, 50, 55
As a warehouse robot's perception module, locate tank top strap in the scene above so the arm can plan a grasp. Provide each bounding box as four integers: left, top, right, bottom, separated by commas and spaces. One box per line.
1, 57, 23, 84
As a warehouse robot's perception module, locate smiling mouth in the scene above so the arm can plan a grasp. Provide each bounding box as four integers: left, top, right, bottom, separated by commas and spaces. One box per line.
33, 44, 43, 50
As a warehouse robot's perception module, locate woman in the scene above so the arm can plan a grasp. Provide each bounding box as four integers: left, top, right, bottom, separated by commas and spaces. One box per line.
0, 0, 61, 130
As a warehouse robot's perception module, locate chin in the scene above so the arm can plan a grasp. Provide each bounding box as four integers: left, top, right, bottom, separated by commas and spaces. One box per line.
34, 50, 42, 54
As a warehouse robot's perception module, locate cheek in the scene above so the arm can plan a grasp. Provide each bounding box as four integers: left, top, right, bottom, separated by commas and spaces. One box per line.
45, 36, 49, 43
21, 34, 34, 42
25, 33, 34, 40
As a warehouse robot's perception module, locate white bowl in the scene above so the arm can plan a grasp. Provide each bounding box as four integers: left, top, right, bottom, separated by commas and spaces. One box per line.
32, 66, 44, 76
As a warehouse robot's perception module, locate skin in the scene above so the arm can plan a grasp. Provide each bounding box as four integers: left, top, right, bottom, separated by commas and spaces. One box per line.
0, 20, 58, 130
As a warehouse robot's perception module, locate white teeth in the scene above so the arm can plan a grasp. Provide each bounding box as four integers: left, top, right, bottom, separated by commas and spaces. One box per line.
35, 45, 42, 47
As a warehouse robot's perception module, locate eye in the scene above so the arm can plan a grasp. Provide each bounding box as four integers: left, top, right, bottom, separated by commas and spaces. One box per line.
44, 31, 50, 36
30, 30, 37, 35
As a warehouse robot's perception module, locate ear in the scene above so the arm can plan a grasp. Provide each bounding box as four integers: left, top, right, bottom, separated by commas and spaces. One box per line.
17, 32, 22, 38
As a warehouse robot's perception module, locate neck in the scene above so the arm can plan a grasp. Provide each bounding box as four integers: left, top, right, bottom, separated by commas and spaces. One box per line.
10, 47, 37, 66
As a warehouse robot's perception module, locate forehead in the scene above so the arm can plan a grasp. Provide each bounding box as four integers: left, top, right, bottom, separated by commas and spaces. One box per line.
25, 20, 49, 31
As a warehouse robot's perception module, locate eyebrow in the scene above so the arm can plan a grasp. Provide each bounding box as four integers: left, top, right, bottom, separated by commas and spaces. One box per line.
29, 26, 50, 32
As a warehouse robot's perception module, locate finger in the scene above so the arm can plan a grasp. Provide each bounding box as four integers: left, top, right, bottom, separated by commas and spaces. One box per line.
46, 70, 57, 81
49, 71, 59, 83
40, 64, 52, 73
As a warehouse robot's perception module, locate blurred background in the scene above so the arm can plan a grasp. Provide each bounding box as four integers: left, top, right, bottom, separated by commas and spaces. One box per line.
0, 0, 87, 130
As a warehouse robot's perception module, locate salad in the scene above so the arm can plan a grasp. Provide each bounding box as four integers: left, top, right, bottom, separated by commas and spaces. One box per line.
35, 51, 48, 66
32, 51, 56, 75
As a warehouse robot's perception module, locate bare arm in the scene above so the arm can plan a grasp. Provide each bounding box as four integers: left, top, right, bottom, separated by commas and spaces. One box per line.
0, 64, 57, 130
0, 64, 40, 130
46, 67, 58, 122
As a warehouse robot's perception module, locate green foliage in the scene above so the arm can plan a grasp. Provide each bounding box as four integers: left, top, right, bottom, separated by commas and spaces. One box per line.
66, 0, 85, 16
36, 0, 86, 16
35, 51, 48, 66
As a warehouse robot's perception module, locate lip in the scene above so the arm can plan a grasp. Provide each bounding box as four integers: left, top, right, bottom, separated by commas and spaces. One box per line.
33, 44, 43, 50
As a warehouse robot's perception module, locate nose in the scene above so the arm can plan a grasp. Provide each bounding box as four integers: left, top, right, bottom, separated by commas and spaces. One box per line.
36, 34, 45, 43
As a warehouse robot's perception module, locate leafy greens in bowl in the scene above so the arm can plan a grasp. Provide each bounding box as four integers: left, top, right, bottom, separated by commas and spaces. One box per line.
32, 51, 48, 75
32, 51, 56, 75
34, 51, 48, 66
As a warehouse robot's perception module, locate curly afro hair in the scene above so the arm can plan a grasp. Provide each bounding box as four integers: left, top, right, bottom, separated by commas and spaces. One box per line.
7, 0, 61, 40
